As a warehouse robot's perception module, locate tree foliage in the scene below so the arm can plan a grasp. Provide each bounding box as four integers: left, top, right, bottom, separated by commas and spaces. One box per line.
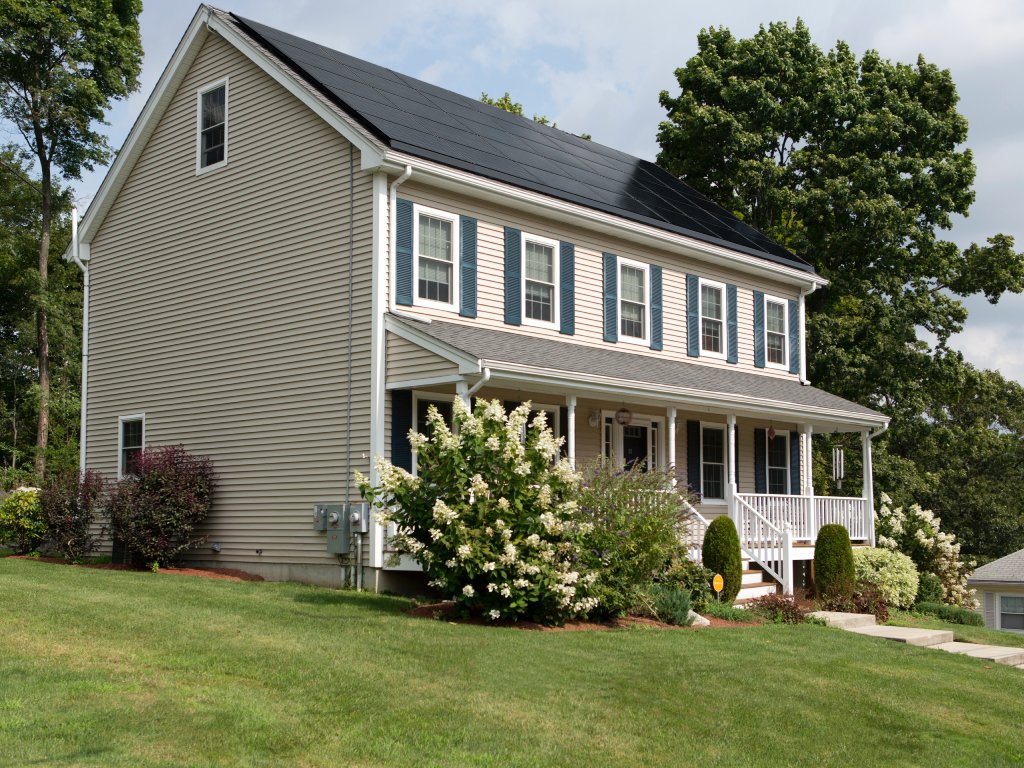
657, 20, 1024, 558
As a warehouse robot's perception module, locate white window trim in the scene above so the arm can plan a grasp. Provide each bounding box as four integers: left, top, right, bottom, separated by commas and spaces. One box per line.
618, 257, 650, 346
698, 278, 728, 360
997, 593, 1024, 634
195, 77, 229, 175
412, 203, 460, 313
520, 231, 560, 330
410, 391, 454, 476
117, 413, 146, 480
765, 429, 791, 495
764, 294, 790, 371
699, 421, 728, 503
602, 410, 665, 471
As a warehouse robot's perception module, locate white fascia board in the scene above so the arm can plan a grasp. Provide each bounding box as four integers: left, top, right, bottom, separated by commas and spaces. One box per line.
484, 362, 888, 429
376, 151, 827, 291
384, 314, 481, 375
207, 12, 386, 171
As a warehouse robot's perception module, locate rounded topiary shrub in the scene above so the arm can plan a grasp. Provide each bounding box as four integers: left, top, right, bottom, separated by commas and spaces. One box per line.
702, 516, 742, 602
814, 524, 854, 601
853, 547, 919, 609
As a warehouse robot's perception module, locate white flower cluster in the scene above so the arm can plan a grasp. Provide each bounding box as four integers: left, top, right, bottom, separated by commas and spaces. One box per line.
432, 499, 459, 525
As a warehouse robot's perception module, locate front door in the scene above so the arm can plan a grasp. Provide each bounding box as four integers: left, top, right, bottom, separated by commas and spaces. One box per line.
622, 425, 649, 470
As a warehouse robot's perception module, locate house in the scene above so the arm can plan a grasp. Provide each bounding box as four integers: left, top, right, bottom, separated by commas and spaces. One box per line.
72, 5, 888, 594
967, 550, 1024, 633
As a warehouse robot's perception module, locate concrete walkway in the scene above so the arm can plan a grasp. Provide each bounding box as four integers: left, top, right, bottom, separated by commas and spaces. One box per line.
810, 611, 1024, 669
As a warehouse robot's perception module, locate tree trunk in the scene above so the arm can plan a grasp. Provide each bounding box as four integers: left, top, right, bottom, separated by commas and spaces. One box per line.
34, 160, 50, 476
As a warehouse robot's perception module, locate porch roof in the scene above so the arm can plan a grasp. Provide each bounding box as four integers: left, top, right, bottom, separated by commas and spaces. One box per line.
386, 315, 888, 429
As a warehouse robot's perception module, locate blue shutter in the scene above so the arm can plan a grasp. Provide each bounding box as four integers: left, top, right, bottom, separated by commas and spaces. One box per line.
559, 241, 575, 335
504, 227, 521, 326
754, 428, 767, 493
686, 420, 701, 494
753, 291, 765, 369
391, 390, 413, 471
726, 284, 738, 364
686, 274, 699, 357
789, 431, 801, 495
459, 216, 477, 318
788, 298, 800, 375
650, 265, 663, 351
395, 198, 414, 306
603, 252, 618, 342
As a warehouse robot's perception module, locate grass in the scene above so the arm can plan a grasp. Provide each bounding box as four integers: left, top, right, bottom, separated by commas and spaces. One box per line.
3, 558, 1024, 768
887, 610, 1024, 649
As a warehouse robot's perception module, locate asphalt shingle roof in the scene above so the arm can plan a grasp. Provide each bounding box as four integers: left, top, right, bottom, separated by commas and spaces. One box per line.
969, 549, 1024, 584
392, 316, 886, 421
227, 13, 814, 274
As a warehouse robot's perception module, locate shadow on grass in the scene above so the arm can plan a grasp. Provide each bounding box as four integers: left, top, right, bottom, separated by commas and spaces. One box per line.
289, 588, 413, 616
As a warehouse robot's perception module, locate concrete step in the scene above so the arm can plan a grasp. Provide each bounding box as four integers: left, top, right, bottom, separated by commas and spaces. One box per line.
932, 642, 1024, 667
736, 582, 778, 600
846, 625, 954, 647
741, 569, 764, 586
809, 611, 877, 629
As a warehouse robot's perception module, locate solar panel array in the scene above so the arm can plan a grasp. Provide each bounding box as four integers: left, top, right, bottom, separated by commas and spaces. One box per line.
233, 14, 811, 272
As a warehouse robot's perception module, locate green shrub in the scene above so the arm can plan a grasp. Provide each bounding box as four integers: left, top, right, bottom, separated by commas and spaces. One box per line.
648, 584, 693, 626
659, 557, 714, 611
853, 547, 919, 609
40, 470, 104, 562
0, 487, 45, 554
360, 398, 597, 624
575, 461, 698, 617
106, 445, 215, 569
916, 572, 944, 605
814, 524, 854, 602
747, 593, 806, 624
702, 517, 742, 602
819, 584, 889, 622
701, 600, 759, 623
916, 601, 984, 627
0, 467, 40, 492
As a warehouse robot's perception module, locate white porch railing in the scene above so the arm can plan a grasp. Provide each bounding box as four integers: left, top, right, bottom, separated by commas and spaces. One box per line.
735, 493, 870, 542
682, 501, 710, 562
735, 494, 792, 594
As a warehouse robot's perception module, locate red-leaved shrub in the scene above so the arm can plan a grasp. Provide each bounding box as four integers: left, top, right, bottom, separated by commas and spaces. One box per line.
40, 470, 105, 562
106, 445, 215, 569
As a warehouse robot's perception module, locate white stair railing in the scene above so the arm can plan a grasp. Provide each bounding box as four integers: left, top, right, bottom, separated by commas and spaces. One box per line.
735, 494, 793, 594
682, 501, 710, 562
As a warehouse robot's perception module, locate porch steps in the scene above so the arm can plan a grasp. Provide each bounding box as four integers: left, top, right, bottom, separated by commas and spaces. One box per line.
735, 563, 779, 601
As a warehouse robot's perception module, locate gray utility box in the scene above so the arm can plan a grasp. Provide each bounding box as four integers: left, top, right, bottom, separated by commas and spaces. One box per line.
314, 503, 350, 554
349, 502, 370, 534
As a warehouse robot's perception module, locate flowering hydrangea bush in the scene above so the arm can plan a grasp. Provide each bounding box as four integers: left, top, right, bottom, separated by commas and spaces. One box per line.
358, 398, 598, 624
875, 492, 975, 608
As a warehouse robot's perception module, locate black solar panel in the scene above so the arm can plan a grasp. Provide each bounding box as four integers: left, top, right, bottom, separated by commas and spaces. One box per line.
231, 13, 812, 273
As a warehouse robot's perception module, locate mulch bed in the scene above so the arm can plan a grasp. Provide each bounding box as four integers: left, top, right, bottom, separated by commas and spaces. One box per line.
407, 601, 762, 631
9, 555, 263, 582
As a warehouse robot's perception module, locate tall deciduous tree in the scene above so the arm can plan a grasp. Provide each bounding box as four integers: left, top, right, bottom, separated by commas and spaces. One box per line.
0, 0, 142, 474
657, 20, 1024, 557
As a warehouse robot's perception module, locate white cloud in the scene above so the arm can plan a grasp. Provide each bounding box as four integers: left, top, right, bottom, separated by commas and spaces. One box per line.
950, 322, 1024, 383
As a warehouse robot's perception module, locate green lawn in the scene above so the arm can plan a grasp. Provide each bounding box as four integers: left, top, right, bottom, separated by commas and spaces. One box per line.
2, 558, 1023, 767
887, 611, 1024, 649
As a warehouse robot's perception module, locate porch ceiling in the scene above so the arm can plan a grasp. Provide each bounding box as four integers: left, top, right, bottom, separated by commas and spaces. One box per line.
386, 314, 888, 431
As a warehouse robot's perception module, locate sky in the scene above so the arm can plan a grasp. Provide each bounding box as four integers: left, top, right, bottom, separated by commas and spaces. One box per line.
72, 0, 1024, 383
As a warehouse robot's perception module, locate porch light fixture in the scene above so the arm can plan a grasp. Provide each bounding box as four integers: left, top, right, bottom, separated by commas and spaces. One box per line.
588, 411, 601, 428
615, 408, 632, 426
767, 424, 776, 441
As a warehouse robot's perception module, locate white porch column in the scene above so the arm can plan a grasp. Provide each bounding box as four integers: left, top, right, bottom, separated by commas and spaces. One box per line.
801, 424, 813, 495
566, 394, 577, 468
456, 380, 470, 410
862, 428, 875, 545
666, 407, 677, 483
726, 414, 737, 519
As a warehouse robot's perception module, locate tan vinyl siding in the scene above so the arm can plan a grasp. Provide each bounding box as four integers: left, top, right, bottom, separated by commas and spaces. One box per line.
86, 33, 375, 572
393, 181, 802, 379
386, 332, 460, 384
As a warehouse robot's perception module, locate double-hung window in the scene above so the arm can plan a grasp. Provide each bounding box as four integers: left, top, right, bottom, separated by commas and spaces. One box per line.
699, 279, 726, 357
765, 297, 789, 368
118, 415, 145, 478
767, 432, 789, 494
414, 205, 459, 309
701, 425, 726, 500
619, 260, 649, 342
1000, 595, 1024, 632
522, 233, 558, 326
197, 80, 227, 172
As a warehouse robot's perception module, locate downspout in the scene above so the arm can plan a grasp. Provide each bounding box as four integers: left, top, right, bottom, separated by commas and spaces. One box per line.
466, 367, 491, 398
799, 283, 817, 385
864, 421, 889, 547
70, 208, 90, 474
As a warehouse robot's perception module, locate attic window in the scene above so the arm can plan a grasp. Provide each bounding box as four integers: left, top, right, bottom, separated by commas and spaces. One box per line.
197, 79, 228, 172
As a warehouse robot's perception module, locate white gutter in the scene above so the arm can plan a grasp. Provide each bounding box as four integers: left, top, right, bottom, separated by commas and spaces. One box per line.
466, 367, 491, 397
799, 283, 817, 385
70, 208, 90, 474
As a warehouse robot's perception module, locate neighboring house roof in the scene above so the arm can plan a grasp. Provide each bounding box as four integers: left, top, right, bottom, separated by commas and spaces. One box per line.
226, 13, 812, 274
387, 314, 887, 426
968, 549, 1024, 585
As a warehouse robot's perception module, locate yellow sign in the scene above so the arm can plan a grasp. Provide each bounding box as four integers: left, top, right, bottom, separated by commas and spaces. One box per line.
712, 573, 724, 593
